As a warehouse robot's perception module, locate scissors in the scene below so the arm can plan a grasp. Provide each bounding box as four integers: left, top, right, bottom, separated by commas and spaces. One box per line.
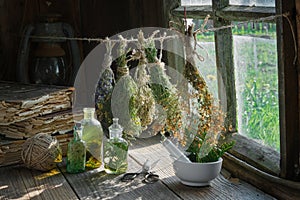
121, 159, 160, 184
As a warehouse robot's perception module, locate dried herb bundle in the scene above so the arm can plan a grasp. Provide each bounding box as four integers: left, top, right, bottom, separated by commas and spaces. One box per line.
95, 39, 115, 131
113, 38, 141, 137
133, 58, 156, 128
145, 39, 183, 136
182, 24, 234, 162
130, 31, 156, 129
184, 25, 213, 136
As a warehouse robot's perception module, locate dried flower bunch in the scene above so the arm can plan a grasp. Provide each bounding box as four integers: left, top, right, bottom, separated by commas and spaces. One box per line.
144, 35, 183, 137
95, 39, 115, 130
115, 30, 184, 138
168, 17, 234, 163
95, 27, 234, 162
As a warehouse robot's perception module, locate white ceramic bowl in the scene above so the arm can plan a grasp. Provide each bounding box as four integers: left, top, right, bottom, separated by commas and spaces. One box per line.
173, 158, 223, 186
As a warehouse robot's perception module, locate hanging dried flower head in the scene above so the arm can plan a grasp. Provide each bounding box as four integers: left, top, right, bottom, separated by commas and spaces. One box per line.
131, 31, 156, 129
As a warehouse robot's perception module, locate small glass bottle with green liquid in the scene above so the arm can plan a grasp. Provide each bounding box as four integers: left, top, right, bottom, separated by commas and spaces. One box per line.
81, 107, 104, 169
67, 124, 86, 173
104, 118, 128, 174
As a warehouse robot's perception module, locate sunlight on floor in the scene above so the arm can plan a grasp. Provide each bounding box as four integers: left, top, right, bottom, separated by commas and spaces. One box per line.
34, 169, 60, 180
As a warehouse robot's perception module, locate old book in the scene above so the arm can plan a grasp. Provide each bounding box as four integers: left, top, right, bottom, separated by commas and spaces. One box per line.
0, 110, 74, 139
0, 81, 74, 125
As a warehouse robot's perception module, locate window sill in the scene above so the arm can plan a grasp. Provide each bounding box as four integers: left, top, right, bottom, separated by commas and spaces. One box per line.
222, 133, 300, 199
226, 133, 280, 176
223, 152, 300, 199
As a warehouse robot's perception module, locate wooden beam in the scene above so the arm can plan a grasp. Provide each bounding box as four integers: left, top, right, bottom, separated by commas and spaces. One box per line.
276, 0, 300, 180
217, 5, 275, 21
172, 5, 213, 19
213, 0, 237, 131
172, 5, 275, 21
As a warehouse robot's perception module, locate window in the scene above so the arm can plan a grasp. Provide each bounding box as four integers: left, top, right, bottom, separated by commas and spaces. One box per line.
171, 0, 300, 194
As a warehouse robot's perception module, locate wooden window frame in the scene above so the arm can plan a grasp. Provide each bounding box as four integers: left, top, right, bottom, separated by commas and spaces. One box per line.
171, 0, 300, 198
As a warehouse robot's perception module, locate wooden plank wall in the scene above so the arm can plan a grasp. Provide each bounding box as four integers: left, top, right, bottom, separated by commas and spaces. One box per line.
0, 0, 81, 82
296, 0, 300, 181
0, 0, 174, 83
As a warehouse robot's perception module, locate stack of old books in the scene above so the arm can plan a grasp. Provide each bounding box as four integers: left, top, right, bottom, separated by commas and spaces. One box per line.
0, 81, 75, 166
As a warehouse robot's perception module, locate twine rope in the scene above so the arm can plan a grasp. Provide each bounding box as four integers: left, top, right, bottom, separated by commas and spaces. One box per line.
22, 133, 61, 171
26, 12, 297, 65
117, 65, 129, 76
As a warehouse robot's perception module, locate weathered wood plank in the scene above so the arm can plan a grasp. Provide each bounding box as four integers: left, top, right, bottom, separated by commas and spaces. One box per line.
58, 156, 181, 200
0, 165, 31, 199
129, 135, 275, 200
213, 0, 237, 131
223, 153, 300, 200
173, 5, 275, 21
224, 133, 280, 175
0, 164, 77, 200
217, 5, 276, 21
276, 0, 300, 181
0, 135, 277, 199
172, 5, 213, 19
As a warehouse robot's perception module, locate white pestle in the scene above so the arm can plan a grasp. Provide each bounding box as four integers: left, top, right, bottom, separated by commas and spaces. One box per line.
161, 136, 192, 163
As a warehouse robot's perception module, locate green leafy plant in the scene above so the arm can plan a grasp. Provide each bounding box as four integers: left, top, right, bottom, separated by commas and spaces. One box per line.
183, 103, 235, 163
186, 132, 235, 163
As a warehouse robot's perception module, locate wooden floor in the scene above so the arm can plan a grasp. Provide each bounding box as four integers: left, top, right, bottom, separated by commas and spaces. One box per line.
0, 135, 275, 200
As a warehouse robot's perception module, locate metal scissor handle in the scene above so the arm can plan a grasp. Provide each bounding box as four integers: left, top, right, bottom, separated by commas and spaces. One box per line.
120, 172, 159, 184
120, 173, 139, 182
121, 159, 160, 183
143, 172, 159, 184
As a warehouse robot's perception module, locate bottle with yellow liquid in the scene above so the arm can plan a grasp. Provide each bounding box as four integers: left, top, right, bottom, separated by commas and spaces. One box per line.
81, 107, 104, 169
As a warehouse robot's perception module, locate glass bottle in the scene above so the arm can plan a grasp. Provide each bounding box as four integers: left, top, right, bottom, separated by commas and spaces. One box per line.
104, 118, 128, 174
81, 107, 104, 169
67, 124, 86, 173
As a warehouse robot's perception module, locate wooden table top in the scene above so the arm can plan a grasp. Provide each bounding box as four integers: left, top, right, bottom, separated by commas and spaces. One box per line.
0, 135, 275, 200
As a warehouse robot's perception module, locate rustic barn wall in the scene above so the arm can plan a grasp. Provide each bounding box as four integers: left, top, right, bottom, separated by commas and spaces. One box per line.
79, 1, 129, 57
0, 0, 174, 82
0, 0, 27, 81
0, 0, 81, 82
296, 0, 300, 181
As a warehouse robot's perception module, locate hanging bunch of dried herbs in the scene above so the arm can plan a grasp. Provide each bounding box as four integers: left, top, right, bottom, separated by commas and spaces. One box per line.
130, 31, 156, 129
113, 37, 141, 138
95, 39, 115, 132
183, 25, 213, 136
146, 38, 183, 137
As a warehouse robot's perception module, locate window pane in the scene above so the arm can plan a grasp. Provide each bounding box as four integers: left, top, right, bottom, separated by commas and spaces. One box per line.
193, 19, 218, 99
230, 0, 275, 7
181, 0, 212, 6
233, 22, 279, 151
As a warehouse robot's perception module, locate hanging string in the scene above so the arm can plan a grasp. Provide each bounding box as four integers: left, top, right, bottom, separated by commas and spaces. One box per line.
178, 12, 297, 65
184, 6, 188, 32
117, 35, 130, 76
26, 12, 297, 64
28, 12, 290, 44
282, 13, 298, 65
102, 38, 115, 70
28, 33, 178, 44
159, 32, 167, 62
